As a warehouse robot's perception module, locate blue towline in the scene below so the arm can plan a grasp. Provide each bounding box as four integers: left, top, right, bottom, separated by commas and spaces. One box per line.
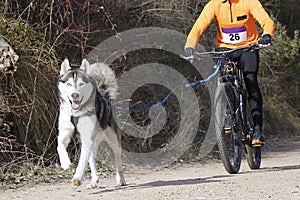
119, 66, 220, 113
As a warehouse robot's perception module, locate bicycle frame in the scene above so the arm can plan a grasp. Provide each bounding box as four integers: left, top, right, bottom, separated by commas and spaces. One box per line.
216, 58, 249, 139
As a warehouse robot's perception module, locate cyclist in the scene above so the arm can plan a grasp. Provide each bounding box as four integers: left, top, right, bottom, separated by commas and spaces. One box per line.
185, 0, 274, 145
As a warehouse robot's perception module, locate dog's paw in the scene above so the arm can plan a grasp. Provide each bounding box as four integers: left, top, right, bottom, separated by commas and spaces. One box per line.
87, 175, 99, 189
117, 181, 127, 187
71, 178, 81, 187
86, 182, 98, 189
61, 162, 72, 170
116, 171, 126, 186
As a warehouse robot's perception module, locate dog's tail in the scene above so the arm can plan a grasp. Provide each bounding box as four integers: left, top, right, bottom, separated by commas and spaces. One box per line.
88, 62, 118, 101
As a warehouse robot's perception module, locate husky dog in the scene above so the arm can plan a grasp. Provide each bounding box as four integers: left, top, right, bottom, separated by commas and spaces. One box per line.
57, 58, 126, 188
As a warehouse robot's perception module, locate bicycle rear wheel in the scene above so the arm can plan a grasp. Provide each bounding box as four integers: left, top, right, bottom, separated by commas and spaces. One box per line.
245, 142, 261, 169
243, 90, 261, 169
214, 83, 242, 174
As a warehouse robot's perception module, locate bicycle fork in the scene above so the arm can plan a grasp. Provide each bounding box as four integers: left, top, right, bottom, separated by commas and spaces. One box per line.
233, 72, 249, 139
240, 92, 249, 137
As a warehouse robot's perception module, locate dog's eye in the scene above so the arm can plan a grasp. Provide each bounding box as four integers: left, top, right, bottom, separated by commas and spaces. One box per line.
67, 83, 72, 86
79, 83, 85, 86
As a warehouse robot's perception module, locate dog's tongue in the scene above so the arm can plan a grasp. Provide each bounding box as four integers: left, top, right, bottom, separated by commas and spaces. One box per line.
71, 101, 80, 110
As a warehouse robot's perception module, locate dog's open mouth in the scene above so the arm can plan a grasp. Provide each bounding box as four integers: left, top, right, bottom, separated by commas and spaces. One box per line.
71, 100, 81, 110
70, 98, 83, 110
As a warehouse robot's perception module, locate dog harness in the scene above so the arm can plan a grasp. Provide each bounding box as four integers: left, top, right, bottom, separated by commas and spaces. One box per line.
95, 91, 113, 129
70, 110, 95, 133
70, 91, 112, 132
185, 0, 275, 49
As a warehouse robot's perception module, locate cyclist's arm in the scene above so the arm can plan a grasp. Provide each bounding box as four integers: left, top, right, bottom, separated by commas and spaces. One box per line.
249, 0, 275, 38
185, 1, 215, 49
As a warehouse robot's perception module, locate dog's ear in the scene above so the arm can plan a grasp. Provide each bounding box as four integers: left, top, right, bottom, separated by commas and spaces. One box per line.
80, 59, 90, 73
60, 58, 71, 76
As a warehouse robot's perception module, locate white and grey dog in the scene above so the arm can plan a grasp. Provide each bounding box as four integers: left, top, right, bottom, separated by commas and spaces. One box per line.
57, 58, 126, 188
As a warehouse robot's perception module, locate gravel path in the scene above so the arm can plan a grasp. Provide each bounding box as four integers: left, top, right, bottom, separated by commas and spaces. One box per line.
2, 136, 300, 200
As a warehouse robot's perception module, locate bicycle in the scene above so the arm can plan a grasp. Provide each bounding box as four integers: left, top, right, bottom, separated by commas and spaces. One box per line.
185, 44, 267, 174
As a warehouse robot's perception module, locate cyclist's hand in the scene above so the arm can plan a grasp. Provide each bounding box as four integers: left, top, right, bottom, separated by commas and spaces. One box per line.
258, 34, 272, 45
185, 47, 194, 57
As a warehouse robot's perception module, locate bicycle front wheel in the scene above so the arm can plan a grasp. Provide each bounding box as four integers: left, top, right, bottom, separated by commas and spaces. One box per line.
214, 82, 242, 174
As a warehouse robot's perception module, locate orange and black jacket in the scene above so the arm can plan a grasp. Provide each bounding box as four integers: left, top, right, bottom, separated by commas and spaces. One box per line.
185, 0, 275, 49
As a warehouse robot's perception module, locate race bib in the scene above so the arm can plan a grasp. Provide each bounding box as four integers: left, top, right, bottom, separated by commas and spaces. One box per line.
221, 26, 247, 44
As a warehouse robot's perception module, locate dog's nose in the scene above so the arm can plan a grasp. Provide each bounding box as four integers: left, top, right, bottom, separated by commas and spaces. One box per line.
71, 93, 80, 99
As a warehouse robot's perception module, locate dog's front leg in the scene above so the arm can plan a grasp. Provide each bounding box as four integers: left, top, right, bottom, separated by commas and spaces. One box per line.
86, 132, 103, 189
71, 116, 97, 187
57, 131, 73, 170
57, 113, 74, 170
71, 136, 93, 186
71, 140, 93, 186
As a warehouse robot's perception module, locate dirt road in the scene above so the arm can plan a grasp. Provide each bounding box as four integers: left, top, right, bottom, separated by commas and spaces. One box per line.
2, 136, 300, 200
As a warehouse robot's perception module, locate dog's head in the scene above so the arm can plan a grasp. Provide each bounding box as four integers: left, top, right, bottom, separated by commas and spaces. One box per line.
58, 58, 96, 111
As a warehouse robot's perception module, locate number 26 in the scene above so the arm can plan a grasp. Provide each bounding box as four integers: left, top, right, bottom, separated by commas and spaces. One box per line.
229, 33, 240, 41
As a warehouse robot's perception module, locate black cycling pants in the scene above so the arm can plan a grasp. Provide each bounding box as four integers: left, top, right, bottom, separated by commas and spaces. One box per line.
227, 49, 263, 128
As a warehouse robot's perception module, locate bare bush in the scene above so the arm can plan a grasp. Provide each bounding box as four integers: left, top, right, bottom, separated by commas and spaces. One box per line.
0, 16, 59, 165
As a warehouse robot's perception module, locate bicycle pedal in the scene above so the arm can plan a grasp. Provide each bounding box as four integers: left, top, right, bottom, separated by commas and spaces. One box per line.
224, 129, 232, 134
252, 141, 265, 147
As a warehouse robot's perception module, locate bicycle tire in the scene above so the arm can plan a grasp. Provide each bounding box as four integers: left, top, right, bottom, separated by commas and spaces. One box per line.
245, 143, 261, 169
214, 82, 242, 174
243, 90, 261, 169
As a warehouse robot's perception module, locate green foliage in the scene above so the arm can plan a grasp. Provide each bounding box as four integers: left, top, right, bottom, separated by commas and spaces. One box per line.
263, 22, 299, 69
259, 18, 300, 134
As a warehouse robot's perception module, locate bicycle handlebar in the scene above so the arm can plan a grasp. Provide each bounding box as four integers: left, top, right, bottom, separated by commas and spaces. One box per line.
182, 43, 270, 60
181, 44, 270, 88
